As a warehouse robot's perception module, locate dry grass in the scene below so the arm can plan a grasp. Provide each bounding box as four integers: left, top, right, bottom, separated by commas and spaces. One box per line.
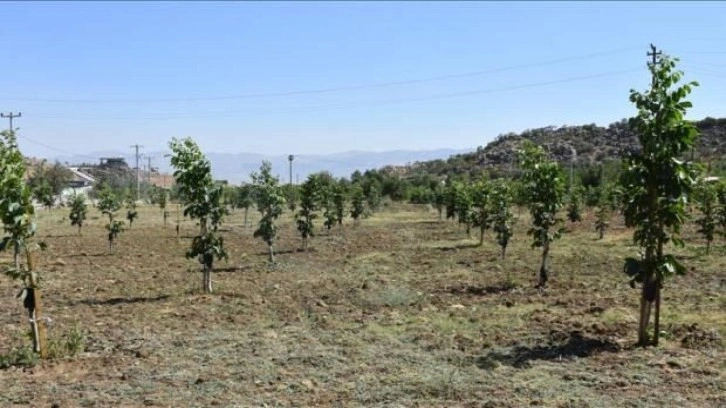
0, 204, 723, 407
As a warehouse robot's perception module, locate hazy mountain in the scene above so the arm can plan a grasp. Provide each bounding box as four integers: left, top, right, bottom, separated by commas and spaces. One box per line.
51, 148, 471, 183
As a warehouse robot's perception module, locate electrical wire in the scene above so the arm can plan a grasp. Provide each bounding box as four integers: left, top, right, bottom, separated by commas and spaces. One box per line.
1, 47, 641, 104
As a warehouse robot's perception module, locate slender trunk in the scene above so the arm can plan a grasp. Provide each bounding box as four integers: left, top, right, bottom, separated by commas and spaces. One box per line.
598, 228, 604, 240
78, 224, 82, 236
203, 265, 212, 293
638, 294, 651, 346
501, 245, 506, 260
109, 239, 113, 254
268, 244, 275, 263
26, 251, 46, 357
706, 240, 711, 255
538, 241, 550, 287
479, 226, 485, 246
653, 284, 661, 346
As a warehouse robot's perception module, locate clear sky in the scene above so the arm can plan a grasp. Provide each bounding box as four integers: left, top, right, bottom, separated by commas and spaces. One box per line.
2, 1, 725, 159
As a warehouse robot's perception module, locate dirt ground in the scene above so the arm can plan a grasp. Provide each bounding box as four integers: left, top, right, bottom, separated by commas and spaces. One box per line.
1, 203, 724, 407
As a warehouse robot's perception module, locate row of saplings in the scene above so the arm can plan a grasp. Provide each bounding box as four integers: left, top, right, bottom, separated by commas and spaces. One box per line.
0, 47, 717, 364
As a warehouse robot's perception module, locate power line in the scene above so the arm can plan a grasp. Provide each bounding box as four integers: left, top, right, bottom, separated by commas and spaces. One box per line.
1, 47, 641, 104
31, 66, 642, 121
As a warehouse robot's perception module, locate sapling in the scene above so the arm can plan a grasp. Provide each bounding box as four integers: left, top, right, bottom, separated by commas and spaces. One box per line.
350, 184, 366, 226
169, 137, 228, 292
69, 194, 88, 235
251, 161, 286, 263
490, 180, 514, 259
518, 141, 566, 288
620, 47, 699, 346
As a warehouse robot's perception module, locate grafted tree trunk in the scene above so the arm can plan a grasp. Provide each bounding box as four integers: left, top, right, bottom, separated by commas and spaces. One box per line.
268, 244, 275, 263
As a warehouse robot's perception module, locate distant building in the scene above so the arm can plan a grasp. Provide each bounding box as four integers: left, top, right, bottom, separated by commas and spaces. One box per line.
61, 167, 97, 204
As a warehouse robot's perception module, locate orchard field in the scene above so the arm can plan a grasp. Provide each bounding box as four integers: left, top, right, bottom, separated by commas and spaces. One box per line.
1, 203, 723, 407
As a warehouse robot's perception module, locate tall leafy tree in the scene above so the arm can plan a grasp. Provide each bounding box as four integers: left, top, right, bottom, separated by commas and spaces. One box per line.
170, 137, 228, 292
518, 141, 566, 288
0, 130, 46, 355
490, 180, 514, 259
251, 161, 286, 263
620, 47, 699, 346
69, 194, 88, 235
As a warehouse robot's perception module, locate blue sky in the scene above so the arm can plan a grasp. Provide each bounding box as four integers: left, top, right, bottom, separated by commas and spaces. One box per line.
2, 1, 725, 159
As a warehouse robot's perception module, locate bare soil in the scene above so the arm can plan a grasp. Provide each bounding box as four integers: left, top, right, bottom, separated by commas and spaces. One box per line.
1, 204, 724, 407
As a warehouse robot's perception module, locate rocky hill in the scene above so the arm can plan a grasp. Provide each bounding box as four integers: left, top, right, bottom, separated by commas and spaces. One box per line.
392, 117, 726, 178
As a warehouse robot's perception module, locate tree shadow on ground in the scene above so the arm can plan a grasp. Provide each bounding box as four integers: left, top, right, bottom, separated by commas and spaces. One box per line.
475, 331, 622, 369
67, 253, 108, 258
79, 294, 170, 306
447, 282, 518, 296
437, 243, 480, 252
254, 249, 296, 256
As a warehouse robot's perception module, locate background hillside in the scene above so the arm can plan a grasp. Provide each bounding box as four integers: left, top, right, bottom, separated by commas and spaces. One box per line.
392, 117, 726, 179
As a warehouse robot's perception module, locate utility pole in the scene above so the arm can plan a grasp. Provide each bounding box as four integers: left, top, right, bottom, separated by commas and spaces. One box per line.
130, 144, 143, 201
288, 155, 294, 186
1, 111, 21, 131
147, 156, 153, 189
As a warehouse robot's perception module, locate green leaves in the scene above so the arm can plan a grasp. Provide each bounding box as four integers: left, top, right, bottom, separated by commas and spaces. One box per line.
169, 137, 228, 279
69, 194, 88, 231
251, 161, 286, 250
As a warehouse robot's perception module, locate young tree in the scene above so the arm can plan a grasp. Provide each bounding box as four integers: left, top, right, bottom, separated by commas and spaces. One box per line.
69, 194, 88, 235
620, 47, 699, 346
695, 181, 718, 254
471, 179, 492, 246
365, 185, 381, 213
594, 204, 610, 240
251, 161, 286, 263
157, 187, 169, 228
97, 185, 124, 253
0, 130, 46, 356
350, 184, 366, 226
490, 180, 514, 259
715, 181, 726, 239
27, 160, 73, 198
33, 181, 55, 210
566, 187, 584, 224
453, 181, 473, 237
332, 182, 347, 227
518, 141, 566, 288
170, 137, 228, 292
237, 184, 254, 228
296, 174, 321, 250
125, 192, 138, 228
433, 183, 446, 220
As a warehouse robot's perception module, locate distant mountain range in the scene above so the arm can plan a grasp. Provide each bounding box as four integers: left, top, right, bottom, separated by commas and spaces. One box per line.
51, 148, 471, 183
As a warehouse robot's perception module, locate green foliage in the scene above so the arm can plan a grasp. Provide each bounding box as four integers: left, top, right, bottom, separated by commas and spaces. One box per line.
490, 180, 514, 258
350, 184, 366, 225
366, 185, 381, 213
32, 181, 55, 210
296, 174, 322, 249
716, 181, 726, 235
518, 140, 566, 287
27, 160, 73, 197
0, 130, 37, 283
433, 184, 446, 220
69, 194, 87, 234
332, 182, 347, 226
471, 179, 492, 244
567, 186, 584, 223
169, 137, 228, 291
97, 185, 122, 221
620, 48, 699, 346
694, 181, 718, 254
251, 161, 286, 262
125, 192, 138, 228
453, 181, 473, 235
594, 203, 610, 240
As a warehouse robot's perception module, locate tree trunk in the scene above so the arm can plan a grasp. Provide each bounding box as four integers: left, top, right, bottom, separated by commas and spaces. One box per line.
598, 228, 604, 240
78, 224, 82, 236
706, 240, 711, 255
653, 284, 661, 346
638, 274, 656, 346
26, 252, 46, 357
479, 226, 485, 246
203, 266, 212, 293
501, 245, 507, 260
268, 245, 275, 263
109, 239, 113, 254
538, 241, 550, 287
